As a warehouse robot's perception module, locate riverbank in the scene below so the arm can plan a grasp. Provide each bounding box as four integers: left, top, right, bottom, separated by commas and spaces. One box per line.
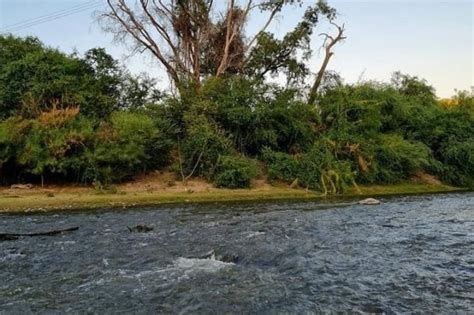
0, 173, 464, 213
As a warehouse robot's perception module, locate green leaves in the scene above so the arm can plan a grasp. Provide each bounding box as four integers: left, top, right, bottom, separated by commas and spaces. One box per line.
214, 155, 258, 188
0, 111, 171, 185
0, 35, 472, 191
246, 1, 336, 85
0, 35, 163, 120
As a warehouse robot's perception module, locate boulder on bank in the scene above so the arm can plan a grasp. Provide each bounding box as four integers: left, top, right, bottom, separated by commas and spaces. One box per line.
11, 183, 34, 189
358, 198, 381, 205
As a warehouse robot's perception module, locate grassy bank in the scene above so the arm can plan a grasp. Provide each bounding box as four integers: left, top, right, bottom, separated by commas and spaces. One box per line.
0, 180, 464, 214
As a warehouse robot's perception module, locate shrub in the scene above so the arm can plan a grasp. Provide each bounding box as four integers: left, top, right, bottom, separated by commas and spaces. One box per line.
1, 38, 473, 193
0, 108, 95, 184
0, 110, 170, 185
214, 155, 257, 188
262, 140, 358, 194
367, 134, 431, 183
179, 114, 233, 179
431, 140, 474, 187
261, 148, 299, 183
196, 76, 318, 155
83, 111, 164, 184
298, 140, 357, 193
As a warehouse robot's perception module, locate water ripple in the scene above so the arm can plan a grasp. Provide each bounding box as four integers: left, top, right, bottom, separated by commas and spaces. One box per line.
0, 192, 473, 313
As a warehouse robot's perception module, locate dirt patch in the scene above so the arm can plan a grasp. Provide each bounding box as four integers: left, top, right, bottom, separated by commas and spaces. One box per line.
0, 171, 274, 196
0, 171, 449, 200
119, 171, 214, 193
0, 184, 91, 196
412, 171, 442, 185
118, 171, 273, 193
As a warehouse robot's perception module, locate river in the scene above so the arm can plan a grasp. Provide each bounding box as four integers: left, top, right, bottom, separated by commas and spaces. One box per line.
1, 192, 473, 313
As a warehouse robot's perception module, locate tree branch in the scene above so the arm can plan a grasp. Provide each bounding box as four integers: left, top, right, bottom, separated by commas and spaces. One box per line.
308, 21, 346, 104
245, 1, 282, 52
105, 0, 180, 84
216, 0, 236, 76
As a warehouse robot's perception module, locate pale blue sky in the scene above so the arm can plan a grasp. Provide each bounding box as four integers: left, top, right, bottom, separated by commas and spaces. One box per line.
0, 0, 472, 97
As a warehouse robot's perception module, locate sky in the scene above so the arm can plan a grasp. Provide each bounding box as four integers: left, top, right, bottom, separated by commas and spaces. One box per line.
0, 0, 472, 97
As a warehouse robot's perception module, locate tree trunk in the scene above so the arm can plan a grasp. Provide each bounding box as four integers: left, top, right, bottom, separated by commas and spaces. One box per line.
308, 22, 346, 105
308, 51, 333, 105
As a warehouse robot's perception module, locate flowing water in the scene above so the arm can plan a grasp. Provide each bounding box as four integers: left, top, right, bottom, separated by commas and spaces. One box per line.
1, 193, 473, 313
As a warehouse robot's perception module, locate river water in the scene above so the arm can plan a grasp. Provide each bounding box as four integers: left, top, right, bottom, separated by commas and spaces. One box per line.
1, 193, 473, 313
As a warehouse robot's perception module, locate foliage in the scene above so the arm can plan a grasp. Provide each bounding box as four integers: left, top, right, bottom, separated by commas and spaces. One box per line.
261, 148, 299, 183
100, 0, 337, 89
366, 135, 431, 184
262, 139, 358, 195
83, 111, 167, 184
0, 108, 94, 183
199, 76, 319, 155
430, 140, 474, 187
0, 35, 161, 119
246, 2, 336, 86
0, 110, 171, 185
179, 114, 233, 179
0, 35, 472, 192
214, 155, 258, 188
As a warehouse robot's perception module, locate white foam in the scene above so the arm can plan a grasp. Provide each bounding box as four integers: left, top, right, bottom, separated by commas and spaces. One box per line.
0, 252, 25, 262
246, 231, 265, 238
77, 278, 108, 290
173, 257, 234, 273
77, 256, 235, 291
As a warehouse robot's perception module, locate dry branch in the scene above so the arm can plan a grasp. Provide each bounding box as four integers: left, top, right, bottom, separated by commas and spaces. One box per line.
308, 21, 346, 104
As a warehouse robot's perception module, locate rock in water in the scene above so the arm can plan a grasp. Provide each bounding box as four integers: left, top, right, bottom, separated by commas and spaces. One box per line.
219, 254, 239, 263
0, 227, 78, 241
0, 235, 19, 241
127, 225, 154, 233
200, 250, 216, 260
358, 198, 381, 205
200, 250, 239, 263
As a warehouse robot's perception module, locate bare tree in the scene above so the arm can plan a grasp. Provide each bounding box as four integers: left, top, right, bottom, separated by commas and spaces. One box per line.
101, 1, 340, 93
101, 0, 287, 89
308, 21, 346, 104
101, 0, 213, 89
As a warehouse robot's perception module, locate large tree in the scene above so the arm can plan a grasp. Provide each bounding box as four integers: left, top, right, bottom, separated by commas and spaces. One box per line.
0, 35, 161, 119
100, 0, 338, 92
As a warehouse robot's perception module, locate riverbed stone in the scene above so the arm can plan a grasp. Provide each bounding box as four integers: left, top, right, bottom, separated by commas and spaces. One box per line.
358, 198, 381, 205
127, 225, 154, 233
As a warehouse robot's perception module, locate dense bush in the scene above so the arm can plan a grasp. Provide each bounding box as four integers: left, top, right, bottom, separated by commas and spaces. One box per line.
190, 76, 318, 155
365, 135, 431, 183
261, 148, 300, 183
83, 111, 168, 184
0, 109, 171, 185
214, 155, 258, 188
431, 140, 474, 187
315, 77, 473, 189
179, 114, 233, 179
298, 140, 357, 193
0, 36, 160, 119
262, 139, 358, 194
0, 108, 94, 184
